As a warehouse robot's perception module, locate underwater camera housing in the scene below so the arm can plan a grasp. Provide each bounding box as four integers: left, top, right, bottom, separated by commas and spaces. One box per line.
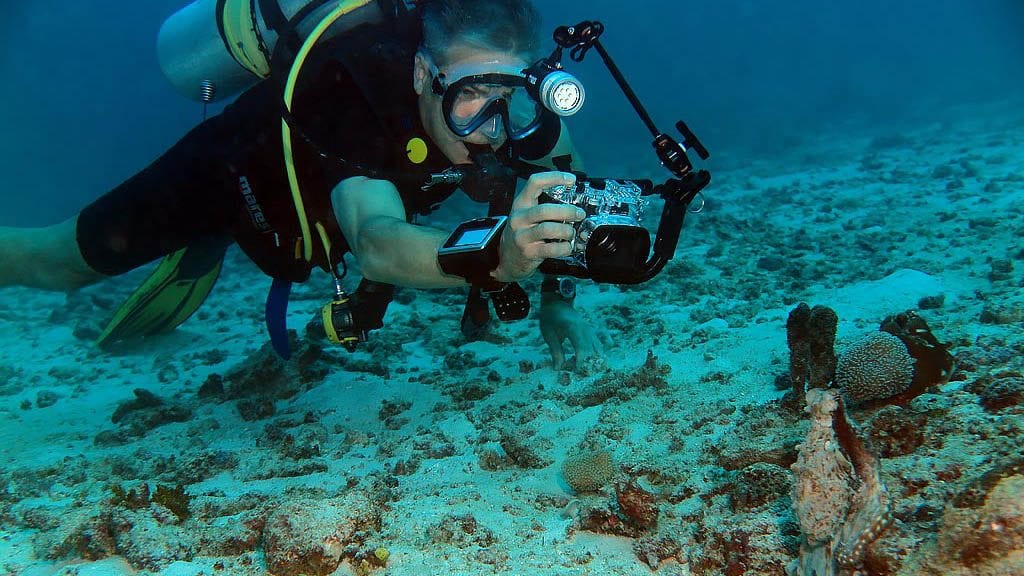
530, 20, 710, 285
541, 180, 650, 283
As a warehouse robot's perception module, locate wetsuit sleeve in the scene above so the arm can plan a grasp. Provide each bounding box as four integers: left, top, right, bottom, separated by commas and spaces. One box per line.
76, 82, 279, 276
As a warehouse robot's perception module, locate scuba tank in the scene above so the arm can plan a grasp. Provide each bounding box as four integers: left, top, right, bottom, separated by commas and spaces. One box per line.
157, 0, 402, 102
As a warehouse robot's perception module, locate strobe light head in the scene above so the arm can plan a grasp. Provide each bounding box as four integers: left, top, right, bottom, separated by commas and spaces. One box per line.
524, 59, 586, 117
539, 70, 585, 116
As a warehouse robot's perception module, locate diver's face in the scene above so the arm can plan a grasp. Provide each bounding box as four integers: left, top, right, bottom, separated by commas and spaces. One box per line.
413, 45, 528, 163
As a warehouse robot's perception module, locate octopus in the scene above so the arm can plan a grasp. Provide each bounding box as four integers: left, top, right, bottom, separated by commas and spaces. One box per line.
790, 388, 894, 576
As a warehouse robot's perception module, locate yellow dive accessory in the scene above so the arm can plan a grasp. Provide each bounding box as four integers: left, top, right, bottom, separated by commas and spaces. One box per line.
406, 137, 428, 164
96, 236, 232, 348
220, 0, 273, 78
282, 0, 375, 263
321, 288, 361, 351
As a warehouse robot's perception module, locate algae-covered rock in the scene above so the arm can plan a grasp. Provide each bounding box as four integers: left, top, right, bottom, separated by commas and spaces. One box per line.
910, 463, 1024, 576
262, 493, 383, 576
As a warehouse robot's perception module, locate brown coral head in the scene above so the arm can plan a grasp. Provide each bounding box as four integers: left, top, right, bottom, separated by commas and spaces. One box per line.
562, 448, 615, 494
836, 332, 915, 406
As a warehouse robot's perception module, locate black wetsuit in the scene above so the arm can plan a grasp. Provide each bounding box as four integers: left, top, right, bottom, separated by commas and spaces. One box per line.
76, 23, 560, 283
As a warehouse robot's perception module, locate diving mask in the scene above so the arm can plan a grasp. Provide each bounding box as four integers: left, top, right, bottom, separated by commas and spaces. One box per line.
423, 51, 585, 141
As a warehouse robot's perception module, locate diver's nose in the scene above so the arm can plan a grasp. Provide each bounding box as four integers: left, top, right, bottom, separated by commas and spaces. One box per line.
479, 115, 503, 141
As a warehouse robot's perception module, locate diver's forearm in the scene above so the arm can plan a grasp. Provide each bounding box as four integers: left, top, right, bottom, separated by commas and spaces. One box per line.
355, 217, 467, 289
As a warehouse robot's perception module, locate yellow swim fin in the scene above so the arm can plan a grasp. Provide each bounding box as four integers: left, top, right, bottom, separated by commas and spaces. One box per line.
96, 235, 232, 348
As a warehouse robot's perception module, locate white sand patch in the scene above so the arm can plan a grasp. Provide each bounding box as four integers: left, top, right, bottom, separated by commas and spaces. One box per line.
813, 268, 946, 329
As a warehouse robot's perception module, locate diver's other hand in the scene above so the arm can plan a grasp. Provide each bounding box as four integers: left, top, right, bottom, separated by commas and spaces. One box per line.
492, 171, 581, 283
539, 295, 604, 372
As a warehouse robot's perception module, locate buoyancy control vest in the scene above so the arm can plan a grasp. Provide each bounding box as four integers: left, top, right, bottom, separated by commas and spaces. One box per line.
226, 21, 462, 283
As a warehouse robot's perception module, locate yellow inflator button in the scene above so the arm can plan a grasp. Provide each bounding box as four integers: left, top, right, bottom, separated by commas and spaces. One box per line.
406, 137, 428, 164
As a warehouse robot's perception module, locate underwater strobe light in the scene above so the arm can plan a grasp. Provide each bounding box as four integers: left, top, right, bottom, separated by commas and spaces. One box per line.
525, 60, 586, 117
539, 70, 585, 116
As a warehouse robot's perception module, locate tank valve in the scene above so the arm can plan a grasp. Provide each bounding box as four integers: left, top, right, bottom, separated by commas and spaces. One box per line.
199, 79, 217, 102
199, 79, 217, 120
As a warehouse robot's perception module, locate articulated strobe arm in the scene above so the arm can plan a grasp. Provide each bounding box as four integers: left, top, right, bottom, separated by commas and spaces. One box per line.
536, 22, 712, 284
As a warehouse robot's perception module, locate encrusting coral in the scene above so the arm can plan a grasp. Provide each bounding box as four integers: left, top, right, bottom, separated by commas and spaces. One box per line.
933, 474, 1024, 574
903, 458, 1024, 575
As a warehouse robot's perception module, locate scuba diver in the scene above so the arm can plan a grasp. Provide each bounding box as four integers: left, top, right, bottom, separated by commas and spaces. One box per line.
0, 0, 604, 368
1, 0, 711, 365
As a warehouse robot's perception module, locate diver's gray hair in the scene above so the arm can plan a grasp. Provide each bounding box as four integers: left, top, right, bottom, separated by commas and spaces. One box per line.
420, 0, 543, 66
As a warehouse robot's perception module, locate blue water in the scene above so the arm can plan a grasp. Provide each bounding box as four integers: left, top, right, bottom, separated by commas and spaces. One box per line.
2, 0, 1022, 224
1, 3, 1023, 575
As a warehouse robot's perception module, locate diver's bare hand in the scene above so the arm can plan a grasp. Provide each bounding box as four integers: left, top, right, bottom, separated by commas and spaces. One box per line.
492, 172, 582, 283
540, 294, 605, 372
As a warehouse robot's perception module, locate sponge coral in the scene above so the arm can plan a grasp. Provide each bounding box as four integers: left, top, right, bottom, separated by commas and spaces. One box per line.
836, 332, 915, 406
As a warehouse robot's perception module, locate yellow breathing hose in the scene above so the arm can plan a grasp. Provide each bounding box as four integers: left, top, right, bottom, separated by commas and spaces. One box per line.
282, 0, 374, 262
314, 221, 334, 265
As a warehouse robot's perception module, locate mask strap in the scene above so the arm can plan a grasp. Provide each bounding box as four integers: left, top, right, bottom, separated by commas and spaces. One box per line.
418, 49, 446, 94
